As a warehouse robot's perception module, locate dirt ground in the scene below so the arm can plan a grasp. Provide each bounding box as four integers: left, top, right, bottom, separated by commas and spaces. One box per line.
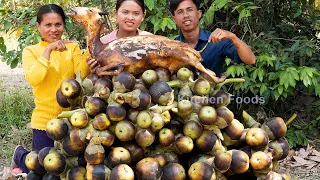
0, 61, 30, 91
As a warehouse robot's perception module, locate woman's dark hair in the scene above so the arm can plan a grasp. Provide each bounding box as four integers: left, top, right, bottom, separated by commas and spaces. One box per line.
37, 4, 66, 24
168, 0, 200, 15
116, 0, 145, 12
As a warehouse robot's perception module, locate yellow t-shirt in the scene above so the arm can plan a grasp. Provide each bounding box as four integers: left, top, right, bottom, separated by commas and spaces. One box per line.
22, 39, 89, 130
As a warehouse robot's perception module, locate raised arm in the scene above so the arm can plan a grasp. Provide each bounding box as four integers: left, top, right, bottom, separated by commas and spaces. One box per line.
209, 28, 256, 64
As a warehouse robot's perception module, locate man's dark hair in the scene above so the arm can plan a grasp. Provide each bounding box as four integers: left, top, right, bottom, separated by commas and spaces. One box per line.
168, 0, 200, 15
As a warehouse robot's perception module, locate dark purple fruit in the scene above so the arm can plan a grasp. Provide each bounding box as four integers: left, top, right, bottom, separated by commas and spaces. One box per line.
27, 171, 43, 180
56, 88, 71, 108
66, 166, 86, 180
106, 103, 126, 121
43, 152, 66, 176
60, 78, 81, 99
149, 80, 174, 106
46, 119, 69, 141
114, 72, 136, 93
85, 97, 106, 116
38, 147, 57, 166
94, 77, 113, 92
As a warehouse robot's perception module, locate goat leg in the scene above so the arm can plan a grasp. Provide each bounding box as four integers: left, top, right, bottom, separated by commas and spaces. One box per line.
96, 63, 125, 76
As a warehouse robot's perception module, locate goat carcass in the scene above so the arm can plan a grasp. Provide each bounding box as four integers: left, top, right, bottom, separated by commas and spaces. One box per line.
68, 7, 225, 83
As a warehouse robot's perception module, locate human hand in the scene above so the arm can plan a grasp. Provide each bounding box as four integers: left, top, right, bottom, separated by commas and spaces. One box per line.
86, 56, 100, 73
48, 40, 74, 52
209, 28, 236, 44
100, 26, 109, 35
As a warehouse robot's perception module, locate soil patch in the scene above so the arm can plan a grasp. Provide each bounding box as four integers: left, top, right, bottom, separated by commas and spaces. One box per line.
0, 61, 30, 90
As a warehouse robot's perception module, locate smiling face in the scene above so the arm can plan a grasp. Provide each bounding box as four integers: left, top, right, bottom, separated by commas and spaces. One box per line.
172, 0, 202, 33
114, 0, 145, 34
37, 12, 64, 43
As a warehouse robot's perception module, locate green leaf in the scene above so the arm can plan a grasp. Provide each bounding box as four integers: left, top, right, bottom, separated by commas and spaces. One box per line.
150, 15, 157, 24
294, 8, 302, 18
279, 72, 287, 86
10, 57, 19, 68
243, 25, 248, 33
242, 76, 250, 88
278, 85, 283, 95
290, 41, 300, 51
25, 35, 34, 46
238, 9, 246, 24
161, 18, 168, 32
251, 69, 257, 80
312, 77, 318, 86
153, 19, 162, 34
205, 5, 215, 25
4, 21, 12, 31
226, 66, 235, 77
145, 0, 155, 10
247, 6, 259, 10
167, 18, 176, 30
29, 16, 37, 25
0, 37, 4, 45
315, 83, 320, 96
274, 90, 281, 100
266, 55, 276, 67
279, 70, 297, 89
305, 48, 313, 57
268, 72, 278, 81
299, 67, 314, 87
260, 83, 268, 95
246, 10, 251, 17
0, 37, 6, 53
257, 68, 265, 82
225, 58, 231, 66
288, 76, 296, 88
65, 21, 73, 32
139, 21, 147, 30
289, 68, 299, 80
234, 65, 246, 76
302, 76, 312, 87
287, 136, 294, 148
214, 0, 228, 9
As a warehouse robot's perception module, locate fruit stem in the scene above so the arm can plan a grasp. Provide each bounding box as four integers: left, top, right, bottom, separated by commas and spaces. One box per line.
75, 71, 83, 84
242, 110, 261, 128
285, 113, 297, 126
57, 109, 83, 118
149, 101, 178, 114
204, 125, 224, 141
212, 78, 245, 95
166, 80, 181, 88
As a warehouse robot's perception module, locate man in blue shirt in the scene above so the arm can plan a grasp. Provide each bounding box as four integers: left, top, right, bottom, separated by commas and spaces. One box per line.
169, 0, 256, 76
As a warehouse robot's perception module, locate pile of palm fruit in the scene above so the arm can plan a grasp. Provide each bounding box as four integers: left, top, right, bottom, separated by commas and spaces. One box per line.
24, 67, 291, 180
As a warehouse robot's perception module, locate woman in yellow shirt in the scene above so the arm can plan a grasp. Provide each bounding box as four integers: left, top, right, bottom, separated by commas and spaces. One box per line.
10, 4, 89, 174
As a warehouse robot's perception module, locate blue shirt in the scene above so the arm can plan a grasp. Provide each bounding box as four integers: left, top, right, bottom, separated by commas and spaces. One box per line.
175, 29, 242, 76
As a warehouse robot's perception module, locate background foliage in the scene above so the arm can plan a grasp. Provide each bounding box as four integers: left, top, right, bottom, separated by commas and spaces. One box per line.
0, 0, 320, 148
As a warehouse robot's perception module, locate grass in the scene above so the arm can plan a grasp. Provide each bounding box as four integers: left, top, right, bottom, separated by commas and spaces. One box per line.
0, 84, 34, 162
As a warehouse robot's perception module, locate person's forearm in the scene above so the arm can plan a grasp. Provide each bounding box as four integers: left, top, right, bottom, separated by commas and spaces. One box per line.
42, 46, 52, 60
231, 37, 256, 64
